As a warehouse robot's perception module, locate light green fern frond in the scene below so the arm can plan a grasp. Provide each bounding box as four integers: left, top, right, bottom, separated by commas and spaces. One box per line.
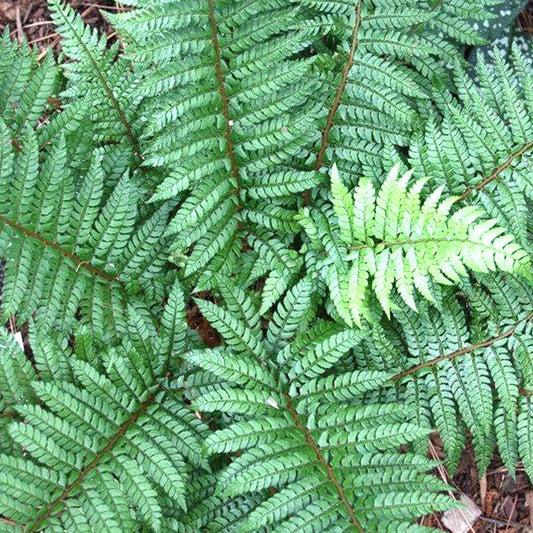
303, 163, 530, 326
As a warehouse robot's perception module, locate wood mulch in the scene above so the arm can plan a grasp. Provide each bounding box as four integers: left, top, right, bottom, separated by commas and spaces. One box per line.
0, 0, 124, 54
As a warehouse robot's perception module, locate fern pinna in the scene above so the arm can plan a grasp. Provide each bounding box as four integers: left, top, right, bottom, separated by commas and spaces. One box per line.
1, 1, 533, 532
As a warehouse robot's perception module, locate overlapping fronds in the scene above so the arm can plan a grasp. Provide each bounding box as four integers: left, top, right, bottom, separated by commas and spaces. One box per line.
0, 294, 207, 533
1, 2, 532, 532
181, 280, 454, 533
410, 47, 533, 247
301, 0, 497, 179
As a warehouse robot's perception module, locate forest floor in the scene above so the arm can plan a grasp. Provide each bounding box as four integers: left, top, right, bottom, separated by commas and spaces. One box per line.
2, 0, 533, 531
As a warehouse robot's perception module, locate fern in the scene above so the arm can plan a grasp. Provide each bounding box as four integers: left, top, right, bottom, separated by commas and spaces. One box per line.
410, 47, 533, 246
48, 0, 141, 155
301, 163, 530, 326
0, 124, 168, 339
0, 292, 208, 533
104, 0, 497, 282
301, 0, 497, 178
2, 2, 533, 532
0, 33, 59, 137
107, 0, 322, 280
183, 281, 453, 533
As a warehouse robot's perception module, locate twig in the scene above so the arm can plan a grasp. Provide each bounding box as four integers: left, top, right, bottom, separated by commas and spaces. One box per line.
23, 21, 54, 30
505, 495, 519, 532
15, 6, 24, 43
28, 33, 59, 46
480, 474, 487, 512
479, 515, 533, 532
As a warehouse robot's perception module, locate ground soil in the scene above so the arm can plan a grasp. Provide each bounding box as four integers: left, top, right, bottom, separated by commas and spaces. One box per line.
0, 0, 122, 52
3, 0, 533, 531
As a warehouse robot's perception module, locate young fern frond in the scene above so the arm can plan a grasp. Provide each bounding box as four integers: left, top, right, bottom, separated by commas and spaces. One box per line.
0, 297, 207, 533
183, 281, 454, 533
301, 164, 530, 326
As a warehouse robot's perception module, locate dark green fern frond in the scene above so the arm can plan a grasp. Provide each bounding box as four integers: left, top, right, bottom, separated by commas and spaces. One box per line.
300, 0, 498, 181
0, 302, 207, 533
0, 125, 168, 339
109, 0, 324, 278
368, 280, 533, 478
393, 296, 493, 473
48, 0, 141, 154
0, 32, 59, 139
183, 281, 454, 533
410, 47, 533, 247
161, 472, 266, 533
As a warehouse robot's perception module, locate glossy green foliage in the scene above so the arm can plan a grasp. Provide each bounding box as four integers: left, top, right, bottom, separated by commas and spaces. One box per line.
109, 0, 322, 281
106, 0, 497, 281
183, 280, 453, 533
0, 1, 532, 532
0, 124, 168, 340
0, 295, 206, 533
411, 48, 533, 248
48, 0, 140, 151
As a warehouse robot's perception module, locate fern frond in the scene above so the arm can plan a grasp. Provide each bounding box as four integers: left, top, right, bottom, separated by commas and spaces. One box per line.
0, 306, 207, 532
0, 32, 59, 137
0, 128, 167, 339
110, 0, 322, 278
303, 164, 530, 326
410, 47, 533, 246
302, 0, 496, 181
184, 282, 453, 533
48, 0, 140, 151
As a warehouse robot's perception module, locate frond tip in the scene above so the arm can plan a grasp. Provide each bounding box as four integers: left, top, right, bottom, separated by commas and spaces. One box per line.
304, 163, 531, 325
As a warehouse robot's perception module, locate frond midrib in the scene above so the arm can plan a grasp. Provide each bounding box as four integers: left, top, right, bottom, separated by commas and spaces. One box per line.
458, 139, 533, 202
0, 212, 119, 283
314, 0, 365, 173
282, 392, 366, 533
392, 310, 533, 382
206, 0, 242, 212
